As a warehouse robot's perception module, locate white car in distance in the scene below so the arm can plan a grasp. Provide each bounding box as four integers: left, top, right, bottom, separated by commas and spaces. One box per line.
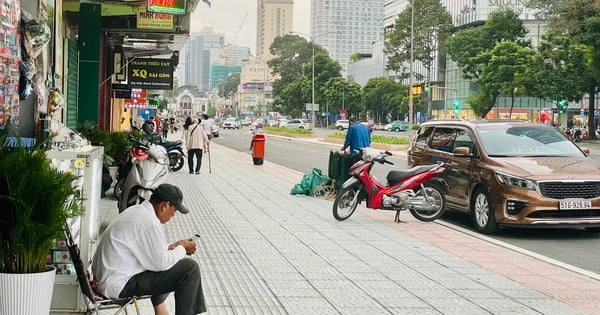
222, 118, 241, 129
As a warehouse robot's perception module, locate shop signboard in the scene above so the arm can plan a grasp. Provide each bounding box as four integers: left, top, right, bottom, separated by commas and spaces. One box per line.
136, 6, 173, 30
128, 58, 173, 90
147, 0, 186, 15
111, 84, 131, 99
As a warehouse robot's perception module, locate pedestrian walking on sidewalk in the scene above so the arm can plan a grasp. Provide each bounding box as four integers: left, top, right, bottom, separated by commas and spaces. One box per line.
341, 116, 371, 165
92, 184, 207, 315
182, 116, 193, 144
201, 114, 213, 140
186, 117, 209, 174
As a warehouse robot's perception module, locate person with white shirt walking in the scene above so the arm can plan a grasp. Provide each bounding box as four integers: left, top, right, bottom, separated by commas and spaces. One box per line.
186, 117, 209, 174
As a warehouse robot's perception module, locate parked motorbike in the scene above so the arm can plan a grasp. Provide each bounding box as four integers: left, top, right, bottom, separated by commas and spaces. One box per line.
146, 134, 185, 172
333, 148, 447, 223
160, 139, 186, 172
115, 135, 169, 212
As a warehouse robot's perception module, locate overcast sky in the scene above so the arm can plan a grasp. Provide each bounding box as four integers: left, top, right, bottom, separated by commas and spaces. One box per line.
189, 0, 310, 56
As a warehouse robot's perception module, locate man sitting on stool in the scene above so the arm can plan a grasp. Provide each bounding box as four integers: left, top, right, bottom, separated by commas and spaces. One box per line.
92, 184, 207, 315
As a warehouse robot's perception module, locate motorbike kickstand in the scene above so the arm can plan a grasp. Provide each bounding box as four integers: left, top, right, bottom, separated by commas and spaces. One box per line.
394, 211, 404, 223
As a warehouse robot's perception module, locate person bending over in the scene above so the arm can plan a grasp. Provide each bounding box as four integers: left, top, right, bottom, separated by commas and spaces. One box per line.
341, 117, 372, 165
92, 184, 206, 315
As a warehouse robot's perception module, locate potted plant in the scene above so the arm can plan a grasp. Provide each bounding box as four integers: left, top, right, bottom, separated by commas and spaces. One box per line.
0, 132, 84, 314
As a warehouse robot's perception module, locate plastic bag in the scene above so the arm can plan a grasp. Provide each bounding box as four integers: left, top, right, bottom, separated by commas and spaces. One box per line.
290, 168, 331, 196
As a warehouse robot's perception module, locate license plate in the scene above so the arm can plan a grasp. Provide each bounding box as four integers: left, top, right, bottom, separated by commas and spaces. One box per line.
559, 200, 592, 210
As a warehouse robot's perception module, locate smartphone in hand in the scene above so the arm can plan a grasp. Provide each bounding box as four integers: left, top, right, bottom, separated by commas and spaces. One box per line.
191, 234, 201, 242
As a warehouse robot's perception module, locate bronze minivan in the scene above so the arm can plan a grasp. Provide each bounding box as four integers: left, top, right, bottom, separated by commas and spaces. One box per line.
408, 119, 600, 233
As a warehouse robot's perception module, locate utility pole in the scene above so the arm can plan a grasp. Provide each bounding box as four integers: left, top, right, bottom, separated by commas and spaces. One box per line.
408, 0, 414, 131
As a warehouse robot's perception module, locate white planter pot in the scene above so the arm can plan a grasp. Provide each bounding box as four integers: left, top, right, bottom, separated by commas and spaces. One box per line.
0, 266, 56, 315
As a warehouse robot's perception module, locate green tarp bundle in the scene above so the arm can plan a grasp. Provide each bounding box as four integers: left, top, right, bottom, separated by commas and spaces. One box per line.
290, 168, 331, 196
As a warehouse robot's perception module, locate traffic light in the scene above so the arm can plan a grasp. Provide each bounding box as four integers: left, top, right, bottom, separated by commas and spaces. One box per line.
412, 85, 422, 95
558, 100, 567, 114
454, 101, 460, 117
424, 82, 430, 93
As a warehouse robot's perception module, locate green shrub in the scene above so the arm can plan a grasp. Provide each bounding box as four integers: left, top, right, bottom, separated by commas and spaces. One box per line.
0, 134, 84, 273
264, 126, 312, 135
327, 132, 409, 145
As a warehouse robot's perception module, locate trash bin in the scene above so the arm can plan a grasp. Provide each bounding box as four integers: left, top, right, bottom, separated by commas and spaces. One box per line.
251, 134, 265, 165
328, 150, 353, 189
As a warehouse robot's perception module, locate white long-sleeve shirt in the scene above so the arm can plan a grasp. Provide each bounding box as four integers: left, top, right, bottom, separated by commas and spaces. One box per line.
91, 201, 186, 298
186, 122, 209, 150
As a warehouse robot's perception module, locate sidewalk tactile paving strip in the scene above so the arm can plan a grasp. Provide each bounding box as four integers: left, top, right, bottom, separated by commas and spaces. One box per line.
95, 139, 593, 314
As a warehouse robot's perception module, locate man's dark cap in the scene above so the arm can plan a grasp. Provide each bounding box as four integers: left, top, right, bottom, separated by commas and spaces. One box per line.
152, 184, 190, 214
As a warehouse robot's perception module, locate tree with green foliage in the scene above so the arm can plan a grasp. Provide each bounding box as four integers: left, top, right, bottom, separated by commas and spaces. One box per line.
445, 7, 530, 117
446, 7, 530, 80
476, 42, 537, 117
349, 52, 363, 62
217, 72, 240, 99
302, 53, 343, 108
362, 77, 411, 120
526, 0, 600, 137
268, 34, 341, 118
385, 0, 452, 83
467, 89, 497, 118
268, 35, 326, 97
530, 34, 590, 105
276, 79, 307, 118
322, 77, 362, 115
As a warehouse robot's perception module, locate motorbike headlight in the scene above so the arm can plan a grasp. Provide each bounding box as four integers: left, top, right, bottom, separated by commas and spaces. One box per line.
495, 171, 536, 190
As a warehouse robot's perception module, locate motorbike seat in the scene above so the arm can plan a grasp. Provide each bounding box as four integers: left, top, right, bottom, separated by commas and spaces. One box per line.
162, 140, 182, 147
386, 164, 439, 184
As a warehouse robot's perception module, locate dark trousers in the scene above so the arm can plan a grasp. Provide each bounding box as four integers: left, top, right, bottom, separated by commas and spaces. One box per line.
120, 258, 206, 315
188, 148, 203, 173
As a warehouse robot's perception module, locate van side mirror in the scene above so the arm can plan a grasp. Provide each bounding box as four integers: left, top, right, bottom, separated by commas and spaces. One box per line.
579, 146, 590, 156
453, 146, 471, 157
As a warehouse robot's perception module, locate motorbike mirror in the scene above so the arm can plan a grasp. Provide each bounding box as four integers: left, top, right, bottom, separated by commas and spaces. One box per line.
384, 151, 393, 156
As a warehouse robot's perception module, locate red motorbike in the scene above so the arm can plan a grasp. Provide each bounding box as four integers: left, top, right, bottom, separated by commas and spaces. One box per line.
333, 148, 447, 223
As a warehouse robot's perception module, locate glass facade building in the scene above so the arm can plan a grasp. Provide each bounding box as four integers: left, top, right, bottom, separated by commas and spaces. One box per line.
311, 0, 385, 71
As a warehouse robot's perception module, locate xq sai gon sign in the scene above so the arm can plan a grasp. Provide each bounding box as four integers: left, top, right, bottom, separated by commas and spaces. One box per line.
128, 58, 173, 90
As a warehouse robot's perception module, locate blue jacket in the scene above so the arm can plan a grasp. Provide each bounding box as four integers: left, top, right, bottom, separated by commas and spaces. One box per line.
343, 123, 371, 156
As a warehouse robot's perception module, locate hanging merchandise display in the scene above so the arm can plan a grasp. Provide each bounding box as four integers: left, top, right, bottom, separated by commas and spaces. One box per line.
19, 0, 52, 126
0, 0, 21, 129
21, 9, 51, 60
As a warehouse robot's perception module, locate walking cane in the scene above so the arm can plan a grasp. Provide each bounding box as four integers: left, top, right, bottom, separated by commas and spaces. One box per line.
208, 142, 212, 174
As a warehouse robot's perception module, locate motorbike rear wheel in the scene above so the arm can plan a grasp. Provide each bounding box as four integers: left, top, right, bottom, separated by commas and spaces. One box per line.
410, 183, 446, 222
169, 152, 184, 172
333, 185, 360, 221
113, 179, 124, 201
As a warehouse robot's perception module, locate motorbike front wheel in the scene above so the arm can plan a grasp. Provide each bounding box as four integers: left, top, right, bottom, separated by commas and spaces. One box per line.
169, 152, 185, 172
410, 183, 446, 222
333, 185, 361, 221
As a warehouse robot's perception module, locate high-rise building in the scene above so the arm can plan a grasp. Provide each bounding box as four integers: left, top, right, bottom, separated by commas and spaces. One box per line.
256, 0, 294, 61
179, 27, 224, 91
311, 0, 384, 71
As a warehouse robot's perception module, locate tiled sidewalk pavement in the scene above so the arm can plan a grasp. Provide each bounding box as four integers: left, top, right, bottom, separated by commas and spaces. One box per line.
97, 138, 600, 315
